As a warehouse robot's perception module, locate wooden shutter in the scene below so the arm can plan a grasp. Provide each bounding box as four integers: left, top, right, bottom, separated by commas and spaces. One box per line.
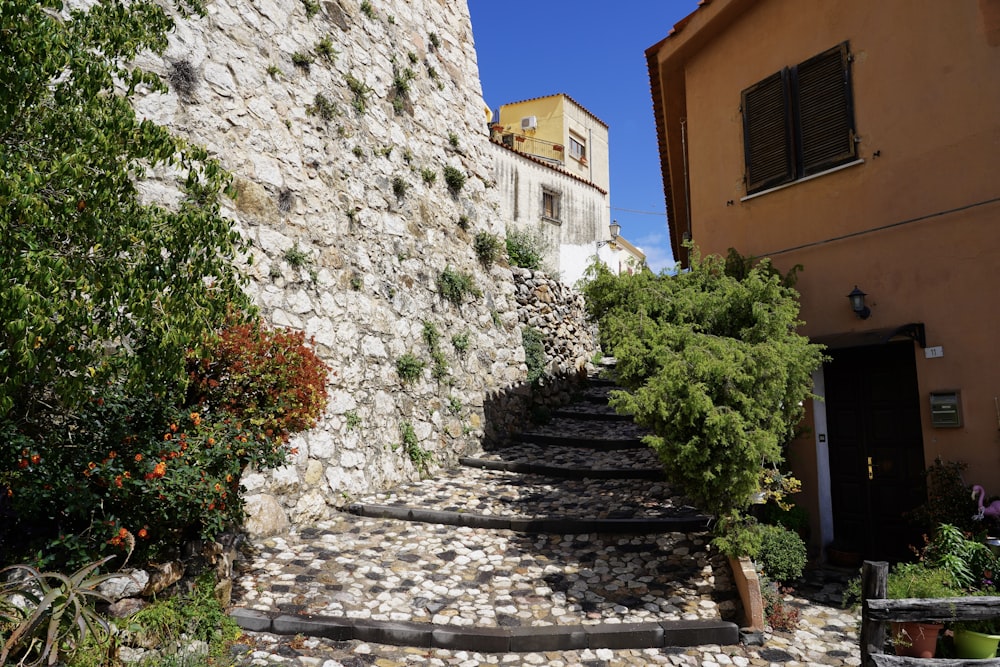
742, 70, 794, 193
794, 42, 855, 175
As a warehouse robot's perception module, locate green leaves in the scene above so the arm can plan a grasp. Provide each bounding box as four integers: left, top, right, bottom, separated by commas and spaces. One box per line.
1, 0, 248, 422
582, 249, 826, 520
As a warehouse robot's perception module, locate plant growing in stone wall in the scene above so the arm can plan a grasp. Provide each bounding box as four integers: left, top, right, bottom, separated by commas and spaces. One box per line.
399, 421, 431, 474
437, 266, 480, 305
506, 228, 544, 270
316, 36, 338, 62
360, 0, 376, 19
474, 231, 503, 266
392, 176, 408, 199
344, 74, 371, 114
422, 321, 448, 381
443, 165, 465, 194
451, 332, 470, 355
521, 326, 547, 384
396, 353, 425, 383
291, 51, 313, 71
420, 168, 436, 185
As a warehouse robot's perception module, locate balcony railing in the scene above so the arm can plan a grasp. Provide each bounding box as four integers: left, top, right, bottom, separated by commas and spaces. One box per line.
492, 128, 565, 165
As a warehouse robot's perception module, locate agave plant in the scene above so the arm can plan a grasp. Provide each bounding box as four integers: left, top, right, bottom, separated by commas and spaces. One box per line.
0, 556, 119, 666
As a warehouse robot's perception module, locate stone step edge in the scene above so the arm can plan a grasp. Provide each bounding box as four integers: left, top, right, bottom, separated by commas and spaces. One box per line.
551, 409, 633, 422
515, 434, 648, 450
459, 456, 665, 481
345, 503, 710, 533
231, 608, 739, 653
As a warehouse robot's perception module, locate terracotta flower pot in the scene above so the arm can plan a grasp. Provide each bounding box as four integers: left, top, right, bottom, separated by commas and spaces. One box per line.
891, 621, 943, 658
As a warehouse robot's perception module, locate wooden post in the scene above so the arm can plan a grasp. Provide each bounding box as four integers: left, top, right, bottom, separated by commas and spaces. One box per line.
861, 560, 888, 665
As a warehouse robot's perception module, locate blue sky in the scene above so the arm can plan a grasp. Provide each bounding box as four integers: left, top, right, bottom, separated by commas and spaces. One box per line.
468, 0, 701, 273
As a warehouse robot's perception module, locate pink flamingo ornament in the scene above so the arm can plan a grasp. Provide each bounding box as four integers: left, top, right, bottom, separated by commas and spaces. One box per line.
972, 485, 1000, 520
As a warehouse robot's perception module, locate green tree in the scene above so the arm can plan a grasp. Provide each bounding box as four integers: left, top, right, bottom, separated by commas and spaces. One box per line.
0, 0, 248, 422
582, 249, 825, 522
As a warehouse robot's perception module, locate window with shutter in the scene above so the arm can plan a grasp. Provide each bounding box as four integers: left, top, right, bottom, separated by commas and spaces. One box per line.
742, 42, 856, 195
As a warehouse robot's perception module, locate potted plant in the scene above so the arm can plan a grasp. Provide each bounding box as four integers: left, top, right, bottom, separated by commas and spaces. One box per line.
885, 563, 959, 658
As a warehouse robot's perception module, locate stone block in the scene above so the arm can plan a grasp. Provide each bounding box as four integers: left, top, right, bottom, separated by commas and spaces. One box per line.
584, 622, 664, 649
508, 626, 587, 652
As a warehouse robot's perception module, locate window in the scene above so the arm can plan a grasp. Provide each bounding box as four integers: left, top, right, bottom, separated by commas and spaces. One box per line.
568, 135, 586, 161
741, 42, 856, 194
542, 189, 560, 220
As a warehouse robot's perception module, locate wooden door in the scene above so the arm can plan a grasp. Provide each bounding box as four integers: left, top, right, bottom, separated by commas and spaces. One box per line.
824, 341, 926, 561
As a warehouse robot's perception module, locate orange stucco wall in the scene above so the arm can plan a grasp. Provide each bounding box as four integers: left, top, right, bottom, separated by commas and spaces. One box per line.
655, 0, 1000, 522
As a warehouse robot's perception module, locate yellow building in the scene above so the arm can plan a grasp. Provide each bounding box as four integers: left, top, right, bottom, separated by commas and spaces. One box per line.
491, 94, 609, 193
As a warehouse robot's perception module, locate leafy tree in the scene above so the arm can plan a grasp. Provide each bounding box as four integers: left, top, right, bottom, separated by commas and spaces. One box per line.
0, 0, 247, 425
582, 248, 825, 522
0, 0, 284, 565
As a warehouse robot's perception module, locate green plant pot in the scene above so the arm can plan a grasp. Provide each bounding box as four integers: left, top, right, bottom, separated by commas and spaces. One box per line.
954, 629, 1000, 658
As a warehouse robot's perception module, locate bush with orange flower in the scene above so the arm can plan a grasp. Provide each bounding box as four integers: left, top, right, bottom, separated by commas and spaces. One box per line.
0, 319, 328, 568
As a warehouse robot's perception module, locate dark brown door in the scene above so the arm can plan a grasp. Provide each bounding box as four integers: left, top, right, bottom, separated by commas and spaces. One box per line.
825, 341, 926, 561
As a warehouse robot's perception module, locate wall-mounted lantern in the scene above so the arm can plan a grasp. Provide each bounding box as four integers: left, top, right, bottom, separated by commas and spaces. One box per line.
847, 286, 871, 319
597, 221, 621, 249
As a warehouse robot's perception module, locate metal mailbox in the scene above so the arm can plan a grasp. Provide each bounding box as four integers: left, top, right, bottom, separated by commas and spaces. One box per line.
929, 391, 962, 428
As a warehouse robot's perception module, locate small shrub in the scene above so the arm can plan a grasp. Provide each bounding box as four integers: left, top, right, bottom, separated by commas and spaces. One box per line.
353, 145, 364, 158
316, 36, 339, 61
407, 51, 419, 65
344, 410, 361, 431
278, 188, 294, 213
350, 273, 363, 291
284, 244, 310, 267
392, 176, 408, 199
396, 353, 425, 383
426, 65, 438, 80
437, 266, 479, 305
506, 229, 544, 270
761, 578, 800, 631
422, 320, 441, 349
360, 0, 375, 18
421, 168, 437, 185
457, 214, 471, 231
301, 0, 320, 17
522, 327, 546, 384
756, 524, 807, 583
448, 132, 460, 149
443, 165, 465, 193
308, 93, 338, 121
474, 231, 502, 266
400, 421, 431, 473
291, 51, 313, 70
345, 73, 371, 114
266, 64, 282, 79
168, 60, 197, 98
428, 31, 441, 49
447, 397, 462, 415
451, 332, 470, 354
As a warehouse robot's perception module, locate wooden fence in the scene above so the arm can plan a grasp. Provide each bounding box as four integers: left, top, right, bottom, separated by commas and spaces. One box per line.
860, 560, 1000, 665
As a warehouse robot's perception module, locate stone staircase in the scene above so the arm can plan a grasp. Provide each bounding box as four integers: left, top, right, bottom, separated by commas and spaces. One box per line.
231, 370, 739, 654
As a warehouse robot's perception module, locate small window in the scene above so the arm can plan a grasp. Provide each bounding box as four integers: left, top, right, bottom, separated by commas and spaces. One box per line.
568, 135, 586, 161
542, 189, 560, 220
742, 42, 856, 194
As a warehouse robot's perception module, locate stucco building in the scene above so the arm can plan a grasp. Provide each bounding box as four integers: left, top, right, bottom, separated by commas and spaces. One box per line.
488, 94, 644, 285
647, 0, 1000, 561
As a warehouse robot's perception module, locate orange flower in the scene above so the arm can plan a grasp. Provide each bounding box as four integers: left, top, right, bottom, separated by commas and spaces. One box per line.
123, 471, 131, 479
114, 476, 123, 488
225, 474, 232, 483
208, 502, 216, 510
108, 451, 117, 459
169, 423, 178, 432
214, 483, 222, 492
164, 433, 172, 441
30, 454, 40, 464
88, 461, 96, 469
138, 528, 148, 539
207, 438, 215, 446
18, 459, 29, 469
134, 454, 143, 462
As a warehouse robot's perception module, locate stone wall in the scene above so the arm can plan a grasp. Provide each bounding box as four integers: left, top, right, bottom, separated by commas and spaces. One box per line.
124, 0, 597, 535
